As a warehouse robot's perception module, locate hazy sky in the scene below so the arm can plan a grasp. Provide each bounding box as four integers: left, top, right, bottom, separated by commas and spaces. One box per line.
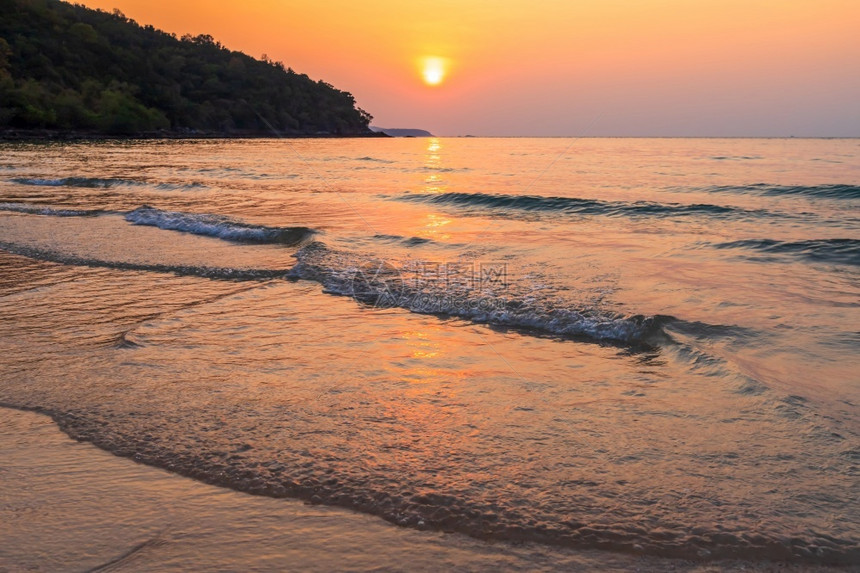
78, 0, 860, 136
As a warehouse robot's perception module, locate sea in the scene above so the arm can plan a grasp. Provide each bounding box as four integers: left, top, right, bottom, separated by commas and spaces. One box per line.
0, 137, 858, 569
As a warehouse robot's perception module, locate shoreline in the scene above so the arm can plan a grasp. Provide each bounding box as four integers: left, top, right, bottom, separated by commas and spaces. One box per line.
0, 129, 390, 142
0, 404, 842, 572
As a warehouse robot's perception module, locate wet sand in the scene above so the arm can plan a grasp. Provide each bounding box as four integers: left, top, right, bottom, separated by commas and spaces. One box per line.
0, 406, 843, 572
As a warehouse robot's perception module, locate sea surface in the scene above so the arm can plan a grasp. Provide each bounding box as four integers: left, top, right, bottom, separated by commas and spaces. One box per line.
0, 137, 858, 568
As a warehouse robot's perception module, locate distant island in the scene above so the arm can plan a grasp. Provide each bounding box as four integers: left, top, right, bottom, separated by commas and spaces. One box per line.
0, 0, 378, 138
370, 127, 434, 137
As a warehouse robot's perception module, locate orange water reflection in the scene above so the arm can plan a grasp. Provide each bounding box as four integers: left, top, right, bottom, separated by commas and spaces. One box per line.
416, 212, 452, 242
388, 324, 458, 388
423, 137, 448, 194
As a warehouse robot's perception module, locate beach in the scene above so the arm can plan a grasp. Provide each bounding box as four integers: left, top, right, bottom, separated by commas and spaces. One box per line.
0, 406, 846, 572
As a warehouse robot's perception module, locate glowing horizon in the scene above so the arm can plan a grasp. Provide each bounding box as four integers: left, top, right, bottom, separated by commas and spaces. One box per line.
75, 0, 860, 136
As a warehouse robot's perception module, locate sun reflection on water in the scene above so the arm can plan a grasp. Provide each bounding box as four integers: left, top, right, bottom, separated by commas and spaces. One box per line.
383, 324, 474, 393
402, 330, 441, 361
423, 137, 448, 194
416, 212, 452, 241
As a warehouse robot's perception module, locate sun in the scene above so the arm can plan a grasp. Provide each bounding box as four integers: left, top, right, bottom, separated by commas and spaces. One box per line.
421, 57, 447, 86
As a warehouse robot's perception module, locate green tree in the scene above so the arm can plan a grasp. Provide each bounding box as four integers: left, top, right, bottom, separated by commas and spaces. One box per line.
0, 0, 375, 135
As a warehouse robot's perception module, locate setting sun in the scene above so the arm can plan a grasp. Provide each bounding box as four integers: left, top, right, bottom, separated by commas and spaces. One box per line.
420, 57, 447, 86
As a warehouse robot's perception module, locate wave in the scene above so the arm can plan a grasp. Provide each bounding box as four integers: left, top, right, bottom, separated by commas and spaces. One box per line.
0, 241, 290, 281
420, 166, 469, 173
8, 177, 208, 191
0, 202, 103, 217
372, 234, 434, 247
153, 181, 209, 191
9, 176, 143, 188
40, 403, 859, 566
356, 156, 395, 164
707, 183, 860, 200
710, 156, 763, 161
125, 206, 315, 245
288, 241, 669, 345
0, 229, 665, 344
396, 192, 766, 219
713, 238, 860, 266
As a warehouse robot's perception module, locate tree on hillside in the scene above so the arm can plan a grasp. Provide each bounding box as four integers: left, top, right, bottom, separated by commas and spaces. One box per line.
0, 0, 374, 135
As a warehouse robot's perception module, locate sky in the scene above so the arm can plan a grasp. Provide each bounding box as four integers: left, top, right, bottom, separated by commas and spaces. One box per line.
78, 0, 860, 136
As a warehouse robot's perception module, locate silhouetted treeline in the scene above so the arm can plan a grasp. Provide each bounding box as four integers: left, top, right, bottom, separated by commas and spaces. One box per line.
0, 0, 375, 135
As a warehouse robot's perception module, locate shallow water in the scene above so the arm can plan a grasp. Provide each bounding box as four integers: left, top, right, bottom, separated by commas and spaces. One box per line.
3, 407, 844, 572
0, 138, 858, 565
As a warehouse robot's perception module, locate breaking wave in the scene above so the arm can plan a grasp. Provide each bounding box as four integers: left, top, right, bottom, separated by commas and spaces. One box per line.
288, 241, 669, 345
125, 206, 316, 245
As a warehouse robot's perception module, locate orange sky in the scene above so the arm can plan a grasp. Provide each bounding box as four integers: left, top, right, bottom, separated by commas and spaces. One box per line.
78, 0, 860, 136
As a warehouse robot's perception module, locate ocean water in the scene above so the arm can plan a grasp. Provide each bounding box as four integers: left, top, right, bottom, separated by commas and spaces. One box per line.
0, 137, 858, 566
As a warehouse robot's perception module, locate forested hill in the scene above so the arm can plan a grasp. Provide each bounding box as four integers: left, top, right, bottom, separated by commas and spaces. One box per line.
0, 0, 376, 136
